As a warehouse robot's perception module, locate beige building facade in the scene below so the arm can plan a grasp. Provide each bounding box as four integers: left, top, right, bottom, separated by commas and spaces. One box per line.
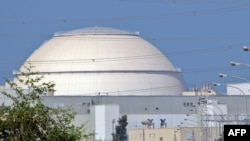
128, 128, 179, 141
128, 127, 220, 141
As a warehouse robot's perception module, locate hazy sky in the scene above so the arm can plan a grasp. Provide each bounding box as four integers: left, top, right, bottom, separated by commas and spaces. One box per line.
1, 0, 250, 93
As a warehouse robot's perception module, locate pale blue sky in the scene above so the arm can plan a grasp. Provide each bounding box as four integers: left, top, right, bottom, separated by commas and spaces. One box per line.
1, 0, 250, 93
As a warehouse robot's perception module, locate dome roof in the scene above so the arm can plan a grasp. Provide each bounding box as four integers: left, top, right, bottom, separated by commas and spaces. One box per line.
16, 27, 185, 96
54, 26, 139, 36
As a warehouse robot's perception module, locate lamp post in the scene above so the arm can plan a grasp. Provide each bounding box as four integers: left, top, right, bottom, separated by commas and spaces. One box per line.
180, 122, 199, 141
230, 61, 250, 67
112, 119, 115, 136
213, 82, 248, 123
184, 118, 200, 124
190, 103, 220, 141
218, 73, 250, 83
193, 104, 223, 140
173, 130, 178, 141
243, 46, 250, 51
206, 104, 224, 138
181, 121, 196, 127
213, 82, 246, 95
213, 82, 240, 124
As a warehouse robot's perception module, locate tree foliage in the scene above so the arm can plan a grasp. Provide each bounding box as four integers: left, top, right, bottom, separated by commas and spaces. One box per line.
216, 131, 224, 141
112, 114, 128, 141
0, 64, 92, 141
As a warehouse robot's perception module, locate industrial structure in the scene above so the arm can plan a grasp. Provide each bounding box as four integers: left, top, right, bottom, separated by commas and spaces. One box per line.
13, 26, 185, 96
1, 27, 250, 141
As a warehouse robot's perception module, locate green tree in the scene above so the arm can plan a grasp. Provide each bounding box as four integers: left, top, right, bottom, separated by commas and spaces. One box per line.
112, 114, 128, 141
216, 131, 224, 141
0, 64, 92, 141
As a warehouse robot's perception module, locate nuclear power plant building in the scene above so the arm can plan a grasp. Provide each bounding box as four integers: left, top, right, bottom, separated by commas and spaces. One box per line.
1, 27, 250, 141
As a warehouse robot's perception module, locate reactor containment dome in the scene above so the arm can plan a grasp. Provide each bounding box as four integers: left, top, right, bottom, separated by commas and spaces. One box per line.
15, 27, 185, 96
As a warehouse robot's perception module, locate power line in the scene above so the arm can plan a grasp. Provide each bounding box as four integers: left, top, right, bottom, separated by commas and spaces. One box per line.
21, 54, 164, 65
120, 0, 245, 4
1, 3, 250, 24
14, 44, 244, 64
54, 84, 184, 96
166, 44, 244, 56
0, 43, 248, 65
182, 66, 250, 73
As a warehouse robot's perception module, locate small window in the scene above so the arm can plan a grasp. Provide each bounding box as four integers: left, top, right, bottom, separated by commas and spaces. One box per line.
183, 102, 194, 107
190, 102, 193, 107
183, 102, 187, 107
87, 109, 90, 113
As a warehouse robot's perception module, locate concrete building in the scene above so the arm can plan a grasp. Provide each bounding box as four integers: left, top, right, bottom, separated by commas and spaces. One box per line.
1, 27, 250, 141
1, 88, 250, 141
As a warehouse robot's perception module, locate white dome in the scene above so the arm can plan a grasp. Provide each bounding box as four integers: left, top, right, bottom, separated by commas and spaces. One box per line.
16, 27, 185, 96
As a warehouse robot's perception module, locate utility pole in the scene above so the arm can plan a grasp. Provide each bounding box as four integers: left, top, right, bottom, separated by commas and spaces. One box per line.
142, 128, 145, 141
